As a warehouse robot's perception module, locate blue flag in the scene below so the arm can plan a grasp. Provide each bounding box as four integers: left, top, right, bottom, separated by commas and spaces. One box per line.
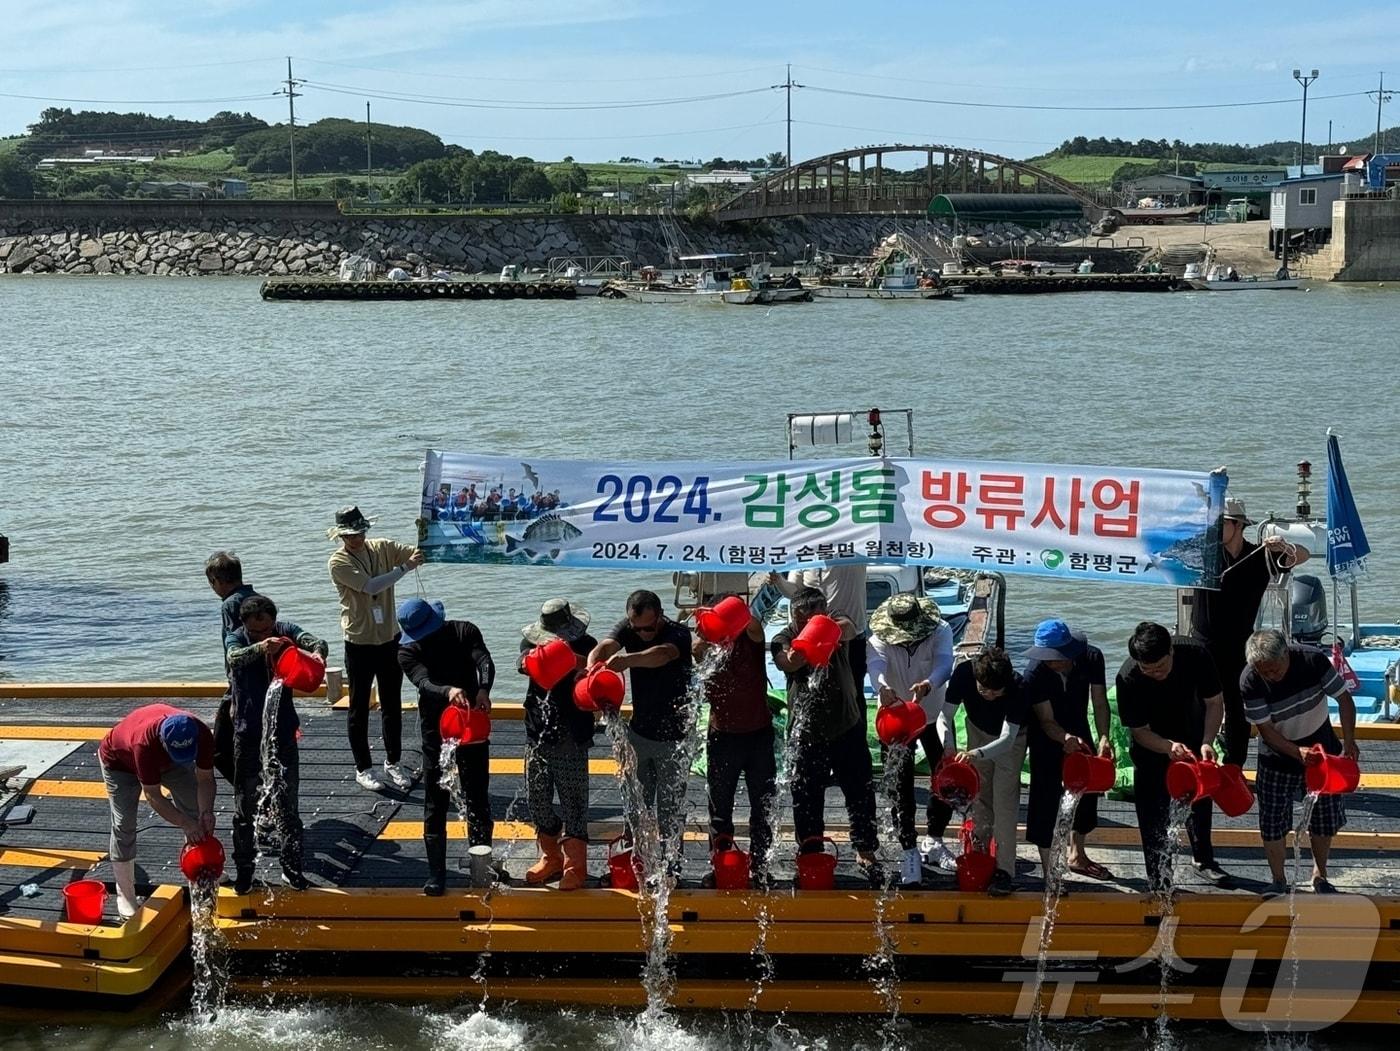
1326, 431, 1370, 580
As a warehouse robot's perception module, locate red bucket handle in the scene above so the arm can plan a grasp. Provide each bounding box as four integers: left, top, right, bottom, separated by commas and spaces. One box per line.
797, 835, 838, 858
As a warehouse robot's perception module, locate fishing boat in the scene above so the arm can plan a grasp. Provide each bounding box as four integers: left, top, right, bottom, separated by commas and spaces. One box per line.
811, 256, 955, 300
615, 253, 759, 304
1183, 246, 1301, 291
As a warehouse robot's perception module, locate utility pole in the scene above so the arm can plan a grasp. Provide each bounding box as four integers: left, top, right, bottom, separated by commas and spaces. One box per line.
771, 64, 805, 167
1368, 73, 1393, 156
365, 101, 373, 188
282, 57, 303, 200
1292, 68, 1319, 171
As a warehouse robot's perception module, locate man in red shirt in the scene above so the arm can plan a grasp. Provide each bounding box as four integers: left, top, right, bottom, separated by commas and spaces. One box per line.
98, 704, 217, 917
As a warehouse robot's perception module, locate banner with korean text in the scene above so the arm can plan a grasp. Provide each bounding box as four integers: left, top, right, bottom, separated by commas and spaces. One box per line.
418, 451, 1227, 587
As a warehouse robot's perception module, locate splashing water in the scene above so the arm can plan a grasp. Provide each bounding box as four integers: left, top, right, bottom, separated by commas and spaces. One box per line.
1282, 790, 1321, 1039
253, 678, 290, 855
437, 733, 500, 1007
863, 739, 906, 1035
1147, 797, 1192, 1050
187, 877, 226, 1022
1024, 789, 1082, 1049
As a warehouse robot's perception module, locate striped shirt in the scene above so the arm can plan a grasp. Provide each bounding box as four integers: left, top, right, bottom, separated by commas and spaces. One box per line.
1240, 644, 1345, 763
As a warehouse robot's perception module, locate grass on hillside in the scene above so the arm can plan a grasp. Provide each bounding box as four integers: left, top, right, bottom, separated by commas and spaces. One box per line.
0, 136, 25, 156
1030, 153, 1288, 185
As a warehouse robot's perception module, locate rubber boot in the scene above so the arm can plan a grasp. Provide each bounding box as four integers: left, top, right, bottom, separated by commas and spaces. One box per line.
111, 859, 139, 919
525, 833, 564, 886
558, 837, 590, 892
423, 834, 448, 897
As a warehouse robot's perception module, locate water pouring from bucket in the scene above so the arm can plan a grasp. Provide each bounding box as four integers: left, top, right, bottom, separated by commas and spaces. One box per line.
273, 643, 326, 693
1061, 753, 1115, 795
790, 614, 842, 668
875, 699, 927, 747
180, 837, 227, 883
1165, 759, 1221, 805
932, 756, 980, 809
522, 638, 577, 691
439, 704, 491, 745
1303, 744, 1361, 795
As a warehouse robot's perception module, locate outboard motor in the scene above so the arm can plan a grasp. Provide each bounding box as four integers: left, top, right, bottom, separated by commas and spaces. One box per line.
1290, 574, 1328, 644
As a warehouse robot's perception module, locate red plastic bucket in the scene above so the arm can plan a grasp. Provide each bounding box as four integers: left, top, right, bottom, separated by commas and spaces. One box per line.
573, 667, 625, 712
791, 614, 842, 668
523, 638, 577, 690
1166, 760, 1219, 804
710, 835, 751, 890
795, 836, 838, 890
956, 820, 996, 892
180, 837, 226, 882
1212, 763, 1256, 817
932, 758, 981, 808
440, 705, 491, 745
274, 644, 326, 693
875, 700, 928, 747
63, 879, 107, 925
1062, 753, 1115, 795
696, 596, 752, 645
1304, 745, 1360, 795
607, 835, 639, 890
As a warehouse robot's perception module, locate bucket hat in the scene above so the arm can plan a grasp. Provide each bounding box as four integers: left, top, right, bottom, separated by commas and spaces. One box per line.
159, 713, 201, 765
327, 505, 376, 539
1222, 497, 1256, 525
522, 598, 592, 645
397, 597, 446, 643
869, 594, 943, 646
1024, 618, 1088, 663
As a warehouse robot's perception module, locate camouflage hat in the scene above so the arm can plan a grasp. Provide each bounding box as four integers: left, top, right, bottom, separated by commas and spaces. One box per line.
869, 594, 943, 646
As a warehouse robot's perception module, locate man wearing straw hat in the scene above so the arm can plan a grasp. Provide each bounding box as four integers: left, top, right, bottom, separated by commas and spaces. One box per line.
397, 597, 497, 896
519, 599, 597, 892
867, 593, 954, 888
327, 505, 425, 793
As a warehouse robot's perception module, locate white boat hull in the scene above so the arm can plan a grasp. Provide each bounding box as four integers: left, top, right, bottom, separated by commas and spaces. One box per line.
618, 286, 758, 304
812, 285, 954, 300
1187, 278, 1301, 291
755, 287, 810, 304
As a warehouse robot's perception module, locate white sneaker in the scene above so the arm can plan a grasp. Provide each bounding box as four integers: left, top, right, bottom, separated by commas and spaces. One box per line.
900, 847, 923, 887
925, 840, 958, 873
383, 762, 416, 791
355, 768, 386, 792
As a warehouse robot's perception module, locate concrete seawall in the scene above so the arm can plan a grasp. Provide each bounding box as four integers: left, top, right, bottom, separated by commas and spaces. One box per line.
0, 202, 1087, 276
1328, 198, 1400, 282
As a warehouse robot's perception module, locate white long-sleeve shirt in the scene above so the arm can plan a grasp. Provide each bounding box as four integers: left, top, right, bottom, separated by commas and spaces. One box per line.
866, 623, 955, 717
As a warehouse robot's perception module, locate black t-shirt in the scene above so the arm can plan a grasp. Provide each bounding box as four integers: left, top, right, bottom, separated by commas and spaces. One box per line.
945, 661, 1029, 738
519, 633, 597, 747
1115, 637, 1221, 766
1024, 646, 1105, 743
1191, 540, 1271, 665
772, 626, 862, 741
607, 617, 693, 742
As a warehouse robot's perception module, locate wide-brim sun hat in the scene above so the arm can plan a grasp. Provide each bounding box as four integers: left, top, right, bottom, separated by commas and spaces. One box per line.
869, 594, 943, 646
327, 505, 377, 540
1222, 496, 1256, 526
159, 713, 201, 765
397, 598, 446, 643
522, 598, 592, 645
1024, 618, 1088, 662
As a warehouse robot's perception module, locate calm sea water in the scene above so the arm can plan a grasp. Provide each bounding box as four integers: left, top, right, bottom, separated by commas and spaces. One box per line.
2, 277, 1399, 1049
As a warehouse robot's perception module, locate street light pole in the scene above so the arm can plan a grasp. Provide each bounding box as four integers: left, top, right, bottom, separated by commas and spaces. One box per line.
1292, 68, 1319, 171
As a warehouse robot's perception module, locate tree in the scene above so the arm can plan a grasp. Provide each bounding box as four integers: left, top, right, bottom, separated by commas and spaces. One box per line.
512, 168, 554, 202
0, 153, 35, 198
766, 150, 787, 168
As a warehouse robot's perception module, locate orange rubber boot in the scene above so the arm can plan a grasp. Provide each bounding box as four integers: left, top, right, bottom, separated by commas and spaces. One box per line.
526, 833, 564, 885
558, 836, 590, 891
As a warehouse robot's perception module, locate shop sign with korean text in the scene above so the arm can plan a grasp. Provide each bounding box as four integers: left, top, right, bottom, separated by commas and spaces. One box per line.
418, 451, 1227, 587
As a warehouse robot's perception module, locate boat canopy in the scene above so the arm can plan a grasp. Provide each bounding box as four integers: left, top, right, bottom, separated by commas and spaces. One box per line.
929, 193, 1085, 226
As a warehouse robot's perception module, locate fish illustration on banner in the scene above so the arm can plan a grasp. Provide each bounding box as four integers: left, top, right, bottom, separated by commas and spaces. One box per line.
417, 450, 1229, 588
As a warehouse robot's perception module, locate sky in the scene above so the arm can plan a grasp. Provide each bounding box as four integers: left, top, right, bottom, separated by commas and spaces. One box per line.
0, 0, 1395, 164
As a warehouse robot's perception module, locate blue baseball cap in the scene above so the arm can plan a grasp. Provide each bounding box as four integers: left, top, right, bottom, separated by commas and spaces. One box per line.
397, 597, 446, 643
1024, 618, 1088, 663
159, 714, 201, 764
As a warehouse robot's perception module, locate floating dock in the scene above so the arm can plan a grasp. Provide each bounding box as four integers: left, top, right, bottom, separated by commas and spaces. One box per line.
259, 278, 579, 301
3, 683, 1400, 1028
950, 273, 1181, 294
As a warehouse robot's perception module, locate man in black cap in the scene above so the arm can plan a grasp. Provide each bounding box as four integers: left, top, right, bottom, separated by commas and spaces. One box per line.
397, 597, 496, 896
327, 506, 425, 793
1023, 618, 1113, 885
1190, 496, 1308, 767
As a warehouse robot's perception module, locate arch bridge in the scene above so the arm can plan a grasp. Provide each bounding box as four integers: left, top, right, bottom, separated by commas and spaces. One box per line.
713, 143, 1105, 223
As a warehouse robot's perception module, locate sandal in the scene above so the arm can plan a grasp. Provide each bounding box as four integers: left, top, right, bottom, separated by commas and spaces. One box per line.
1068, 860, 1113, 881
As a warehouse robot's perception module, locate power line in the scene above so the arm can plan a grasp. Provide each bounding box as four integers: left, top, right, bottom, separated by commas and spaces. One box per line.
792, 119, 1059, 148
301, 79, 774, 111
0, 90, 279, 105
432, 120, 785, 143
802, 83, 1373, 113
293, 56, 778, 86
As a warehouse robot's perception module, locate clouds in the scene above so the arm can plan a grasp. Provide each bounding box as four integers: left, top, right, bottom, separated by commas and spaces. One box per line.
0, 0, 1394, 161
